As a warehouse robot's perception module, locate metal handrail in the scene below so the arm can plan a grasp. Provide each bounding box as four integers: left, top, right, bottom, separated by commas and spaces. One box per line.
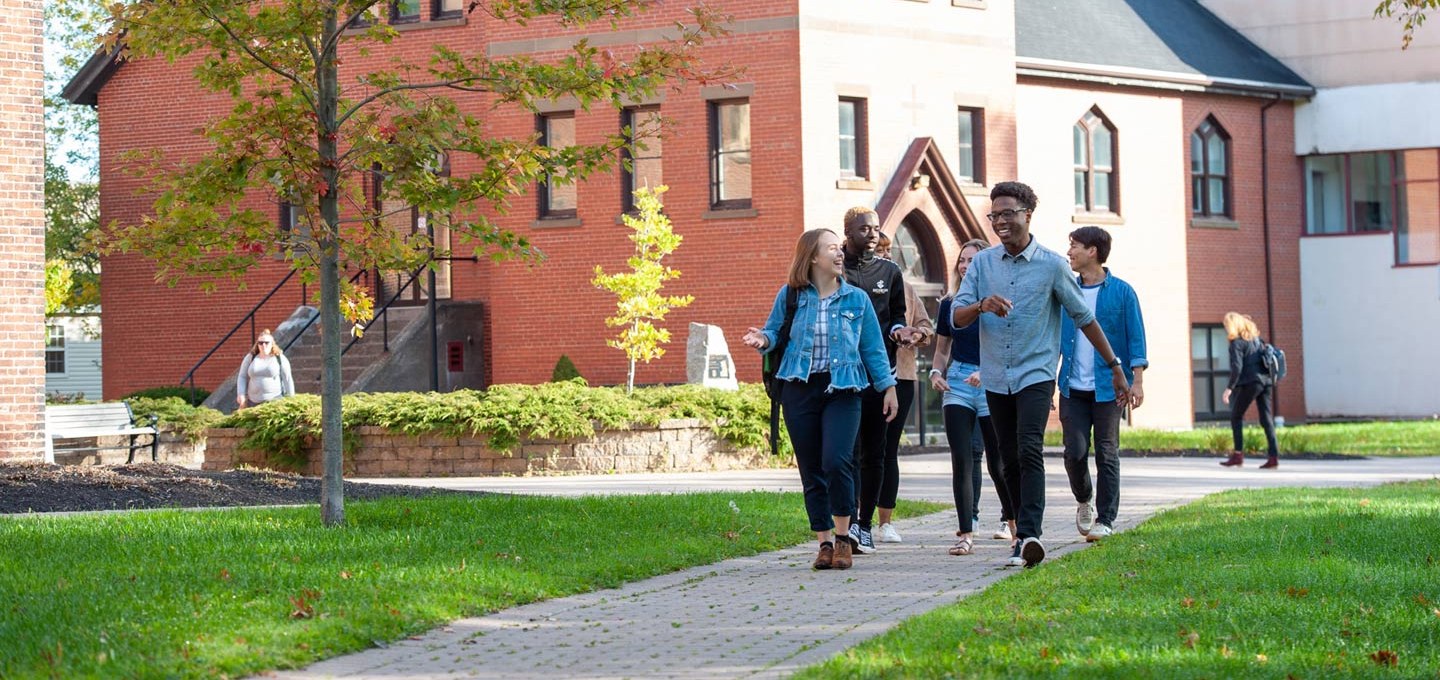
343, 265, 427, 356
279, 268, 371, 354
181, 268, 299, 404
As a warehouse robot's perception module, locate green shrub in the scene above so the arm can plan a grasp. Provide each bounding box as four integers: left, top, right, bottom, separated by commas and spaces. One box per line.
123, 396, 225, 441
218, 382, 790, 467
122, 385, 211, 406
550, 354, 583, 382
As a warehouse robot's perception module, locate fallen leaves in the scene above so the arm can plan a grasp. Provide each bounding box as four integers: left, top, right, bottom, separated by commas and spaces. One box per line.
1369, 649, 1398, 667
1285, 586, 1310, 598
1178, 628, 1200, 649
288, 588, 321, 620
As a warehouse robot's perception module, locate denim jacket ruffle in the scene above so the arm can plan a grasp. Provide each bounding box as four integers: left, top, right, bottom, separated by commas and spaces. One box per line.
757, 280, 897, 393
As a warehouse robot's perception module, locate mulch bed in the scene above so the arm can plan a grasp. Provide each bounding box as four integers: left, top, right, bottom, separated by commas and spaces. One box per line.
0, 463, 478, 515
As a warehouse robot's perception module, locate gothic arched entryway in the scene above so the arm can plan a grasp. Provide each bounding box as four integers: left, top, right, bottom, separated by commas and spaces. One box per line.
875, 137, 991, 447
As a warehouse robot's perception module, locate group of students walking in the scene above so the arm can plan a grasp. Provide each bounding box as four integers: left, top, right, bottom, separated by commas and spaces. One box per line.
746, 180, 1279, 572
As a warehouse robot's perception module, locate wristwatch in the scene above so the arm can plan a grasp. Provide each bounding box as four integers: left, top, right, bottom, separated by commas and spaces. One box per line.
1106, 358, 1123, 369
929, 368, 943, 377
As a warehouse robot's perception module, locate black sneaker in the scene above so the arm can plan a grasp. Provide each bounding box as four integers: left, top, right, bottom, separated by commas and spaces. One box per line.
853, 525, 876, 554
1020, 537, 1046, 568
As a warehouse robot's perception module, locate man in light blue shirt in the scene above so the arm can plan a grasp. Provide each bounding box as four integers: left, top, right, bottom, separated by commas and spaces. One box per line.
953, 181, 1130, 568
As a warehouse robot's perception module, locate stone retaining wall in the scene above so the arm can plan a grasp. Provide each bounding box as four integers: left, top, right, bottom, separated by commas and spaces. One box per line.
51, 428, 206, 467
202, 419, 774, 477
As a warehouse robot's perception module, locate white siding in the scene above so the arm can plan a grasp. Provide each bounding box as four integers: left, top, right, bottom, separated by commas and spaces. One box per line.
45, 315, 103, 400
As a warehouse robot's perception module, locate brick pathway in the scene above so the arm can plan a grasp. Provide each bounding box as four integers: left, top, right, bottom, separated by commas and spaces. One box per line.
265, 454, 1440, 679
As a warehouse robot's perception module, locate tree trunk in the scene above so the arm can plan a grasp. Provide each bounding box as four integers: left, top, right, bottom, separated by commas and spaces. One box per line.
627, 320, 637, 394
317, 12, 345, 527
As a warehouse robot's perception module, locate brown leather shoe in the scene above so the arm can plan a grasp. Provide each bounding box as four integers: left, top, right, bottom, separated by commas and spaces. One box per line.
833, 537, 854, 570
812, 542, 834, 570
1259, 456, 1279, 469
1220, 452, 1244, 467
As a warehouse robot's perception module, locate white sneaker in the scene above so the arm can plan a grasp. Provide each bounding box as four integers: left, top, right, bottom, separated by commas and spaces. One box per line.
1020, 537, 1046, 568
992, 522, 1012, 541
1086, 524, 1113, 542
877, 523, 903, 543
1076, 501, 1096, 536
1005, 541, 1025, 567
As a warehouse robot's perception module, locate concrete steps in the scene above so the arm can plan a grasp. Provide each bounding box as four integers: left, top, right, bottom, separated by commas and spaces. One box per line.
287, 306, 426, 395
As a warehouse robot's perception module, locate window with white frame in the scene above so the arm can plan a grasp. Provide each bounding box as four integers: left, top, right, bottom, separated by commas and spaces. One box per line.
45, 325, 65, 374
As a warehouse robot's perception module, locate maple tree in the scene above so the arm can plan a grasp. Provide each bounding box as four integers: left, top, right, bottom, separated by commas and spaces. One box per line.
100, 0, 730, 525
592, 186, 693, 393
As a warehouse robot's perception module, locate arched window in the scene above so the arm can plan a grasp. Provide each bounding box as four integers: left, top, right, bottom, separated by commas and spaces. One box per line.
1073, 108, 1118, 214
1191, 117, 1231, 218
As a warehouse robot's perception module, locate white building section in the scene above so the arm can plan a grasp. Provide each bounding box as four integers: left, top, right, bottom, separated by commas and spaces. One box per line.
1300, 234, 1440, 418
1296, 82, 1440, 156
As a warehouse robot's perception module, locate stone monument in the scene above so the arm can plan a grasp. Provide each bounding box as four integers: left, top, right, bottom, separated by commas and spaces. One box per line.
685, 323, 738, 390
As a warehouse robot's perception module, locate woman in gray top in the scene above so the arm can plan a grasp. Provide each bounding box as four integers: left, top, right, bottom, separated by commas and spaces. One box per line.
236, 329, 295, 408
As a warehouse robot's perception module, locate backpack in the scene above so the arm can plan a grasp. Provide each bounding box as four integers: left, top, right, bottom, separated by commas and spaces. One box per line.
761, 286, 800, 400
1259, 341, 1287, 385
763, 287, 799, 457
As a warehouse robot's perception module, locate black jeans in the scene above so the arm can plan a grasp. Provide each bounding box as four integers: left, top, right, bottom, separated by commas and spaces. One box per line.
1060, 390, 1121, 527
1230, 382, 1279, 457
859, 379, 913, 526
968, 416, 1012, 522
945, 405, 1007, 533
986, 381, 1055, 540
780, 374, 862, 532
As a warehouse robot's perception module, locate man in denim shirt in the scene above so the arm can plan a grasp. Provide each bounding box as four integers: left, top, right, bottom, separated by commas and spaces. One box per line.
953, 182, 1130, 568
1058, 226, 1148, 545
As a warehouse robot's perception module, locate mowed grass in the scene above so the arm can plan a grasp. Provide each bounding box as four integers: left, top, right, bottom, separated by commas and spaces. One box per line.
0, 493, 943, 679
1043, 419, 1440, 456
800, 480, 1440, 679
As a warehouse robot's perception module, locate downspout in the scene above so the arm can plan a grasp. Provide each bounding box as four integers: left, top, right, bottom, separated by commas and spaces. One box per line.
1259, 94, 1281, 417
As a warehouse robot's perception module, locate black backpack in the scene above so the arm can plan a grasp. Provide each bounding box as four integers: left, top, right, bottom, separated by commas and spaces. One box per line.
1259, 340, 1287, 385
761, 286, 800, 400
763, 286, 799, 456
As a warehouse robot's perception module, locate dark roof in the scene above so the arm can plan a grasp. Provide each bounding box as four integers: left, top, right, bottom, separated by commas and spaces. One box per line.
61, 47, 123, 107
1015, 0, 1312, 96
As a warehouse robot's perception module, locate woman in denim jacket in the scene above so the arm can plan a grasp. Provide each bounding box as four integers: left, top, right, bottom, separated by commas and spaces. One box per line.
743, 229, 898, 571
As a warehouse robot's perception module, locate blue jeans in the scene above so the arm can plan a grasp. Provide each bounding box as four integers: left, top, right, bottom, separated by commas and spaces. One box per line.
781, 373, 862, 532
942, 361, 990, 417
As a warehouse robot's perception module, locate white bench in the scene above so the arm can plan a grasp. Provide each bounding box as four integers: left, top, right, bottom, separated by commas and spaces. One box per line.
44, 403, 160, 465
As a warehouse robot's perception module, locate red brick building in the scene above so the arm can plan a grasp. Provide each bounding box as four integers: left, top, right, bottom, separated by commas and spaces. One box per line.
0, 0, 46, 460
68, 0, 1313, 430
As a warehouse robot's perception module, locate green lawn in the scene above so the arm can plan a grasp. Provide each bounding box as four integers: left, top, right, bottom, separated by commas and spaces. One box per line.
800, 480, 1440, 679
1043, 420, 1440, 456
0, 493, 942, 679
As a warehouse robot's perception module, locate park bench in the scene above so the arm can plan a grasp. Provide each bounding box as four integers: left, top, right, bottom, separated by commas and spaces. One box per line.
44, 403, 160, 465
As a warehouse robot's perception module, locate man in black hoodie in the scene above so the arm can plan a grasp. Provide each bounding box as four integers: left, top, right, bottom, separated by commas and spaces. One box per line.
842, 206, 920, 554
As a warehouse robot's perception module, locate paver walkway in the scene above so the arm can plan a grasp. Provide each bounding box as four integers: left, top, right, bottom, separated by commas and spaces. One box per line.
267, 454, 1440, 679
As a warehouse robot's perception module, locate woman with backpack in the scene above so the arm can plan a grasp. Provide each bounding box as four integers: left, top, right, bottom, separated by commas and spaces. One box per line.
1219, 312, 1280, 469
742, 228, 899, 571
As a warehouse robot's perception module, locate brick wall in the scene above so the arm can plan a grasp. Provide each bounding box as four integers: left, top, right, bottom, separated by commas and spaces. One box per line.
0, 0, 45, 459
95, 4, 803, 396
1182, 94, 1307, 421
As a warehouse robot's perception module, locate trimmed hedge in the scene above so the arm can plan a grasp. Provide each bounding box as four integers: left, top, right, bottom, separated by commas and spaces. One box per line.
123, 396, 225, 441
121, 385, 211, 406
218, 381, 788, 467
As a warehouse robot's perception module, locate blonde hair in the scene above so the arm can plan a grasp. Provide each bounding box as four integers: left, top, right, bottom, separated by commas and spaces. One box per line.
787, 229, 839, 289
1223, 312, 1260, 341
251, 329, 284, 357
843, 206, 876, 229
949, 239, 991, 295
